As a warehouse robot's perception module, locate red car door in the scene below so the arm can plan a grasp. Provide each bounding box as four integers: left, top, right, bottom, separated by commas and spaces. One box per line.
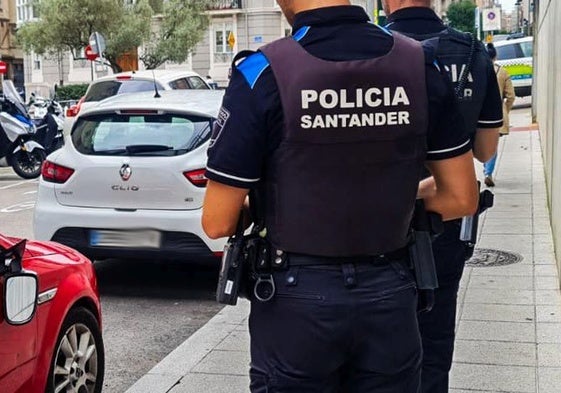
0, 277, 39, 392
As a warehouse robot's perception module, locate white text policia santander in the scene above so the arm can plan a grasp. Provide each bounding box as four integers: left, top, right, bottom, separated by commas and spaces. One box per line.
300, 87, 411, 129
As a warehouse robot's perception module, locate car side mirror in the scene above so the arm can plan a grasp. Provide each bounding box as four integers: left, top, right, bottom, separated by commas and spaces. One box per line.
4, 273, 38, 325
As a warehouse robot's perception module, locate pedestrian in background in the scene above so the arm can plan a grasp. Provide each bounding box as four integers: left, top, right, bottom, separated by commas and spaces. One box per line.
385, 1, 503, 392
202, 0, 478, 392
483, 42, 516, 187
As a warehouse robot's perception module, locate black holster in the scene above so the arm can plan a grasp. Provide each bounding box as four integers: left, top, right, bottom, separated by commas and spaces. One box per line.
216, 212, 248, 305
409, 200, 443, 313
460, 188, 494, 260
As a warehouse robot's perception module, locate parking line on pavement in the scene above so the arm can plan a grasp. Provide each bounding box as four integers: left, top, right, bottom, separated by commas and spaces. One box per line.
0, 179, 36, 190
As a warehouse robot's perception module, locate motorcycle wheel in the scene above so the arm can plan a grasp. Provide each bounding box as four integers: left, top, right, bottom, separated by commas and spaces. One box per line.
11, 148, 46, 179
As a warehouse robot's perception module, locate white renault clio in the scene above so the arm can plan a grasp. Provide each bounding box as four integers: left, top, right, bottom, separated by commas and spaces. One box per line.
33, 89, 226, 261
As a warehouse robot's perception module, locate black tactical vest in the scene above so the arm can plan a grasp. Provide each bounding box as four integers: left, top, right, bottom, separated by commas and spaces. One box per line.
395, 27, 490, 137
259, 34, 428, 257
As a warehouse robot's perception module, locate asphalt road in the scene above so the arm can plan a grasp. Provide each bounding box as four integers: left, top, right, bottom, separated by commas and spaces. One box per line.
0, 167, 224, 393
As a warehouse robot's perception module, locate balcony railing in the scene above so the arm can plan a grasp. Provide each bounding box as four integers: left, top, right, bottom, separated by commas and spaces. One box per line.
207, 0, 242, 10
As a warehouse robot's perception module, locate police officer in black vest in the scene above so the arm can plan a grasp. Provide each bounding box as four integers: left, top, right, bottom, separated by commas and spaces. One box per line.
384, 1, 504, 392
202, 1, 479, 391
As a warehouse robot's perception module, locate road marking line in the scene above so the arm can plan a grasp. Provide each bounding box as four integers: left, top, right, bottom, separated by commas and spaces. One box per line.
23, 190, 38, 195
0, 179, 37, 190
0, 201, 36, 213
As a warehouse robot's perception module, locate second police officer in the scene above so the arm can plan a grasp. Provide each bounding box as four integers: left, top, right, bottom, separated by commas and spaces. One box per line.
202, 0, 479, 392
384, 0, 504, 392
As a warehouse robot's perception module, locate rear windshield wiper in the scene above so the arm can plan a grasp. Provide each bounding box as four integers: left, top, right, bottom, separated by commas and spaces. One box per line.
125, 145, 173, 154
93, 148, 127, 155
92, 145, 173, 156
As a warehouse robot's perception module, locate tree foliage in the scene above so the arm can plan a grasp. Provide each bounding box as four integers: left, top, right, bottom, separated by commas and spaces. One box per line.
140, 0, 210, 69
446, 0, 477, 34
17, 0, 210, 72
16, 0, 154, 73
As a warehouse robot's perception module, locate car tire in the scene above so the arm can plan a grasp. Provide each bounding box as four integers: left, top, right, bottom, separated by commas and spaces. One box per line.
46, 307, 105, 393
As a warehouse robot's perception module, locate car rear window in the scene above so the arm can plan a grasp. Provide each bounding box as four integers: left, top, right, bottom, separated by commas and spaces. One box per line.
84, 80, 164, 102
72, 112, 213, 156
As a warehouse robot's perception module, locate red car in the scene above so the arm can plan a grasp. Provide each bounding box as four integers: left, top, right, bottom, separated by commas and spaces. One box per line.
0, 234, 104, 393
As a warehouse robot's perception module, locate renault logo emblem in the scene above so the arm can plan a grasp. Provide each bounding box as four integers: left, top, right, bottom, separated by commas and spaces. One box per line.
119, 164, 132, 181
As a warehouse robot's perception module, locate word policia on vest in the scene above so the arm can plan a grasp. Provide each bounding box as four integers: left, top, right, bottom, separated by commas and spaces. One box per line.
447, 63, 475, 98
300, 86, 412, 129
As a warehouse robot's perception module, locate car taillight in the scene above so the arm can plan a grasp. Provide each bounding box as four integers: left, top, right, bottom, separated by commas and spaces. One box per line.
116, 75, 132, 80
183, 169, 208, 187
41, 161, 74, 183
66, 96, 85, 117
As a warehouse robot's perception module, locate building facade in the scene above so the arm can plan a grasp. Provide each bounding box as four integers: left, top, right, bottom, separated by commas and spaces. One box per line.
1, 0, 23, 90
534, 0, 561, 286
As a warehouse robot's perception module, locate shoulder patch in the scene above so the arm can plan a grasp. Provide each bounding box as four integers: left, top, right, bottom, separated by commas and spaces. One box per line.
237, 52, 270, 89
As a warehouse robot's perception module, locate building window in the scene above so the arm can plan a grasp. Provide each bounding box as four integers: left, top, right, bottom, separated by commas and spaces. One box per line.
16, 0, 36, 24
213, 21, 233, 63
33, 53, 41, 70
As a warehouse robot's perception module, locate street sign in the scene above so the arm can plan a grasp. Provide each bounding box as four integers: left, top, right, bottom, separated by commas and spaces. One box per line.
0, 61, 7, 75
482, 8, 501, 31
227, 31, 236, 49
85, 45, 99, 61
88, 32, 106, 56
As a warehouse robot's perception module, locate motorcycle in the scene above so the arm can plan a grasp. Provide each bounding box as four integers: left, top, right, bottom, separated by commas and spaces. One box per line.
31, 98, 64, 155
0, 80, 46, 179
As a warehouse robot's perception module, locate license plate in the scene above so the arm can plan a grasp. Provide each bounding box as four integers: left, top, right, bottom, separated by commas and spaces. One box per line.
89, 229, 161, 249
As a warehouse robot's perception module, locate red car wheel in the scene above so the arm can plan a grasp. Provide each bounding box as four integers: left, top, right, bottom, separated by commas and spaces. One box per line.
46, 307, 105, 393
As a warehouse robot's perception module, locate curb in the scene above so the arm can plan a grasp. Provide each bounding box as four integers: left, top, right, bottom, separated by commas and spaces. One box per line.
124, 300, 250, 393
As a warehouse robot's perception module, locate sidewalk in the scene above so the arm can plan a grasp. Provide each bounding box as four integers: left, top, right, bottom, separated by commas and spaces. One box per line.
126, 105, 561, 393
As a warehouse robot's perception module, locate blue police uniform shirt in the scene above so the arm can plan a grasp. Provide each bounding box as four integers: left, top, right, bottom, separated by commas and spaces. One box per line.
386, 7, 504, 130
206, 5, 471, 189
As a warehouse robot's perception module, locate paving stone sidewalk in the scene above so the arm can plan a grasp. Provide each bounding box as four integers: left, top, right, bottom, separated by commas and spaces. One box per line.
126, 105, 561, 393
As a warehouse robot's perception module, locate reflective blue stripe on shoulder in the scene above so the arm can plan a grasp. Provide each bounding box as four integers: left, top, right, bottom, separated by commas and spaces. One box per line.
237, 52, 270, 89
433, 60, 441, 72
375, 23, 393, 36
292, 26, 311, 41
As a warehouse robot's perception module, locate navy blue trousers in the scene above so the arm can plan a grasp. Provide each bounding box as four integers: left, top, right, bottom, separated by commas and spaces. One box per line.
248, 258, 421, 393
419, 221, 466, 393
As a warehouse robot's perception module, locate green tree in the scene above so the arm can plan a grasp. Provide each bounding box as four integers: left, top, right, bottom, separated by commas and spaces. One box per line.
446, 0, 477, 34
148, 0, 163, 14
17, 0, 154, 73
139, 0, 210, 69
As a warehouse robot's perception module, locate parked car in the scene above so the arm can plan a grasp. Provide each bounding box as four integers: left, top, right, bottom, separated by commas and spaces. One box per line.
494, 36, 533, 97
64, 69, 212, 132
34, 89, 226, 261
0, 234, 104, 393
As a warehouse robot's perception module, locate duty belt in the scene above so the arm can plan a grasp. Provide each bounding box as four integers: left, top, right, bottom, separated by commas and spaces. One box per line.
275, 247, 410, 269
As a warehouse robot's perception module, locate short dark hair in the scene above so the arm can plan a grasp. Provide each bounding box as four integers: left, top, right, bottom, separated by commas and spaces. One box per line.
486, 42, 497, 59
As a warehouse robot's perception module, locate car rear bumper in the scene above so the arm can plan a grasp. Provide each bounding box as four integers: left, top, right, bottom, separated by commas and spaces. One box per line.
50, 227, 219, 261
34, 191, 226, 260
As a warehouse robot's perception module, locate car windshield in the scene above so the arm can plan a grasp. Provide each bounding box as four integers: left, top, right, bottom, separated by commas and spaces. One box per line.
72, 113, 213, 156
84, 80, 164, 102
